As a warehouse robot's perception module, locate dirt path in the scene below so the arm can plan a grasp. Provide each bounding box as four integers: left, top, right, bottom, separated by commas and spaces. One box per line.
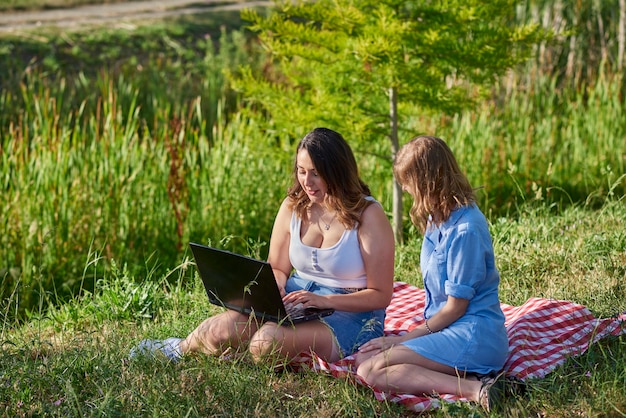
0, 0, 271, 33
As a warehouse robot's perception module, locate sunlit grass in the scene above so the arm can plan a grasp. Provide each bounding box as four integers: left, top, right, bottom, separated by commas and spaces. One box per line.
0, 22, 270, 319
1, 200, 625, 417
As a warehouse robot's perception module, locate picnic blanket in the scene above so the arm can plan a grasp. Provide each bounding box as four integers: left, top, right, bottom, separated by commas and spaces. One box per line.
291, 281, 626, 412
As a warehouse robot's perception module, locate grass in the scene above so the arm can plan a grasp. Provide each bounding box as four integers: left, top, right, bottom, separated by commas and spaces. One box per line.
0, 13, 272, 320
493, 202, 626, 314
1, 199, 625, 417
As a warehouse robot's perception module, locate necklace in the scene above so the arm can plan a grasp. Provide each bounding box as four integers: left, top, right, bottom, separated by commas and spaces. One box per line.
320, 211, 337, 230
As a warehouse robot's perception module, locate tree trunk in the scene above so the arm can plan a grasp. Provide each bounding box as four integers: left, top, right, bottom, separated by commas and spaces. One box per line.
566, 13, 577, 79
596, 0, 608, 66
619, 0, 625, 71
389, 86, 403, 244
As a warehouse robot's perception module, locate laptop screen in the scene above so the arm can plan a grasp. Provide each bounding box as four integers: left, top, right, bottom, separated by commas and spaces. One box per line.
189, 243, 287, 319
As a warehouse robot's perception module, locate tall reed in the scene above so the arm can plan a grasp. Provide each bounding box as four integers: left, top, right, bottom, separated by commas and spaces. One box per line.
3, 69, 624, 320
2, 16, 625, 321
0, 27, 267, 321
428, 73, 626, 216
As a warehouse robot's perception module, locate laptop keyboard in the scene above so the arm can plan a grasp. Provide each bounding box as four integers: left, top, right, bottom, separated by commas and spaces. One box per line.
285, 303, 310, 318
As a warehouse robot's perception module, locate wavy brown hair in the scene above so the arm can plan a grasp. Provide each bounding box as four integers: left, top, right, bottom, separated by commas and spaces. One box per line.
393, 136, 475, 233
288, 128, 372, 229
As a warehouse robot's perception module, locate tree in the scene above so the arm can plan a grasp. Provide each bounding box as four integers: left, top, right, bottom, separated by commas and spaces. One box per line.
232, 0, 550, 242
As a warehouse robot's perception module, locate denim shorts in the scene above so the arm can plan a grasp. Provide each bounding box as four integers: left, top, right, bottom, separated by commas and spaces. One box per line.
285, 274, 385, 357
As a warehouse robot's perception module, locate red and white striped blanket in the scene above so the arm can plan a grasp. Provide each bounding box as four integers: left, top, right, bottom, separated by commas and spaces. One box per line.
292, 281, 626, 412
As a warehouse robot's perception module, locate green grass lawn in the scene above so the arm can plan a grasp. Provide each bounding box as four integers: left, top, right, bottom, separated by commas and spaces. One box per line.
2, 200, 625, 417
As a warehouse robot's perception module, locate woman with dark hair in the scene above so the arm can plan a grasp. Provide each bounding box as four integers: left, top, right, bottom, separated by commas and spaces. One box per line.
132, 128, 395, 364
355, 135, 511, 412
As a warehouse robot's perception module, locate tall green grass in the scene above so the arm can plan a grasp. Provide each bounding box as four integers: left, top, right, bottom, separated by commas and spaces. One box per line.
425, 74, 626, 216
0, 24, 272, 320
1, 6, 625, 323
2, 69, 625, 320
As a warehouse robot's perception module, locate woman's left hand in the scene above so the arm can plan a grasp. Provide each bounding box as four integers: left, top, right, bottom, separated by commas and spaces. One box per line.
357, 335, 404, 353
282, 290, 330, 310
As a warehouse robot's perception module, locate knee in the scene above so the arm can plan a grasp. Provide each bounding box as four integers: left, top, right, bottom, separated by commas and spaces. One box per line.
189, 317, 236, 353
356, 356, 384, 387
355, 358, 372, 381
248, 324, 282, 362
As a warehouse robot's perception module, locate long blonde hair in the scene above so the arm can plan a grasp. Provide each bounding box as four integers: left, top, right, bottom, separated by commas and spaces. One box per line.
393, 136, 475, 233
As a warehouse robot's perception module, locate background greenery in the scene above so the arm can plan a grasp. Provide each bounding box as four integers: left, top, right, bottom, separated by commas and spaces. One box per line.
1, 0, 625, 416
2, 2, 624, 320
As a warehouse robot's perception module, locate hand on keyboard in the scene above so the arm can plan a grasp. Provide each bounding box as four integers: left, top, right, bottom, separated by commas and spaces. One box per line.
285, 302, 304, 315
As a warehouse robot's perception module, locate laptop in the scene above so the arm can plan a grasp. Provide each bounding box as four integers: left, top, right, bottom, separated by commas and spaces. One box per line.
189, 242, 334, 325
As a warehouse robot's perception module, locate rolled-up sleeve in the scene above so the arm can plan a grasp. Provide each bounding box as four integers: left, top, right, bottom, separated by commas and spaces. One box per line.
444, 226, 486, 300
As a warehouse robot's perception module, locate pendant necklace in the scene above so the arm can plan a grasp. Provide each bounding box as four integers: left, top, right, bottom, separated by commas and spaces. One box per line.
321, 212, 337, 230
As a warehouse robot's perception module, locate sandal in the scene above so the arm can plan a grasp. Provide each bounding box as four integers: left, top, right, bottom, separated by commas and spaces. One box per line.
478, 372, 506, 412
477, 372, 527, 413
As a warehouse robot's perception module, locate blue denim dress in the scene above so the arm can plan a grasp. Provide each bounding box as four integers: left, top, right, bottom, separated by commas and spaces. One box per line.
401, 205, 509, 374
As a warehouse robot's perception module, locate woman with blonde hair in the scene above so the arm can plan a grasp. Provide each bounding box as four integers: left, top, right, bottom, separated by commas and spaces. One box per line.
355, 135, 513, 411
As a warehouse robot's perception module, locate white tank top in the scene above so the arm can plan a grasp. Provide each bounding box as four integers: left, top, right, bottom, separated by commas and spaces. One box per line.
288, 197, 377, 288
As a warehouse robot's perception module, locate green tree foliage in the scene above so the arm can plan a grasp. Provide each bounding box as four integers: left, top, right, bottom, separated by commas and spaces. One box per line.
233, 0, 551, 241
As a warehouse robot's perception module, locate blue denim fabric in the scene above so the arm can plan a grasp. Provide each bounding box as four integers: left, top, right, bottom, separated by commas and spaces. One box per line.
285, 274, 385, 357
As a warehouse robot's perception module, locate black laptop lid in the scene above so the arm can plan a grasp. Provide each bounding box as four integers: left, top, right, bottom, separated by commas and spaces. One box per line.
189, 242, 287, 320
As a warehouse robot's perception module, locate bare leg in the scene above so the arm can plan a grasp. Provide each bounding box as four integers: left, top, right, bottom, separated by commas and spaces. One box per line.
248, 320, 340, 364
179, 310, 261, 356
356, 345, 482, 402
179, 312, 342, 366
